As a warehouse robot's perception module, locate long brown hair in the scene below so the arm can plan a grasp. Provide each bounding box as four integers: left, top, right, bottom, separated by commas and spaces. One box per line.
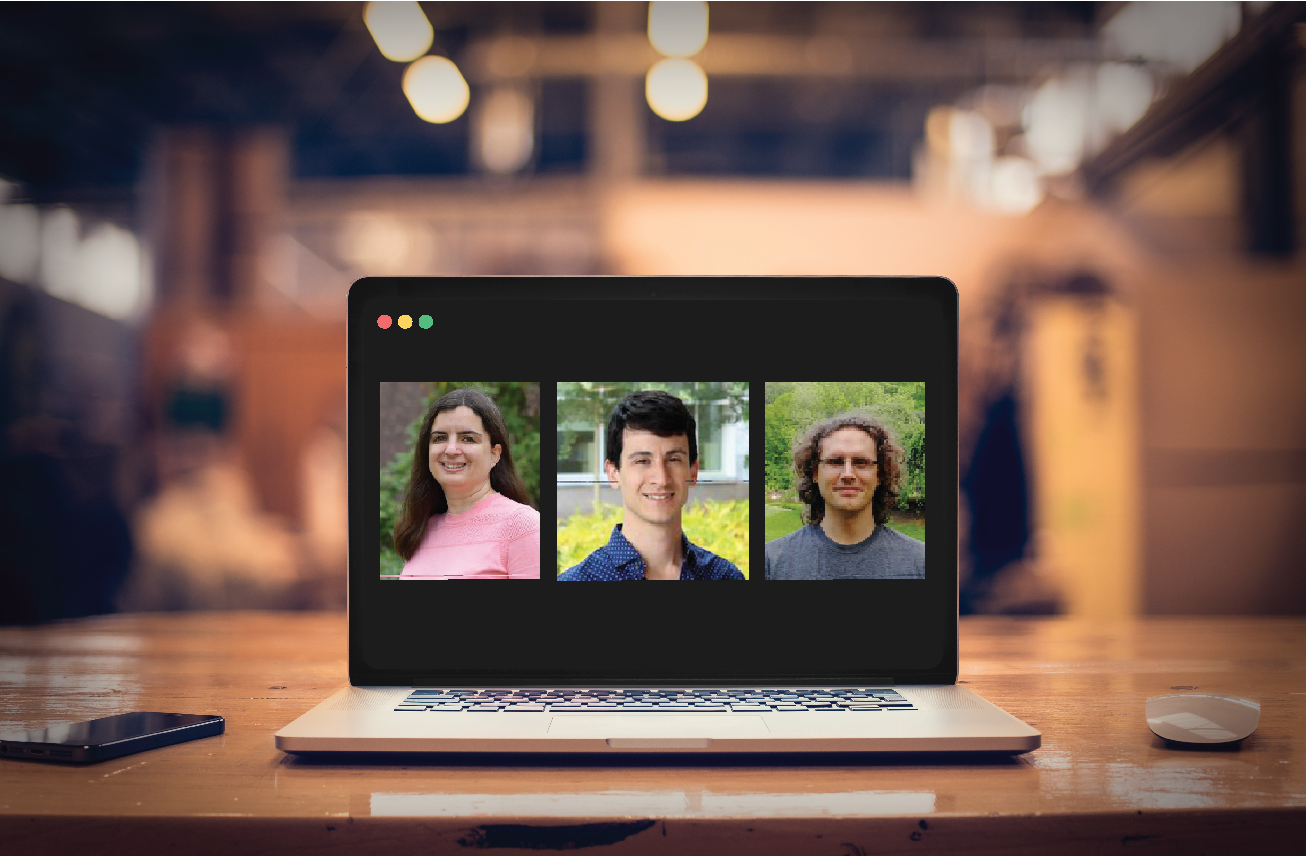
393, 388, 532, 561
792, 412, 903, 527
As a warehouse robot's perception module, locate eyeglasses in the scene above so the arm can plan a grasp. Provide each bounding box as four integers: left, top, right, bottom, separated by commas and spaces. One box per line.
819, 456, 877, 472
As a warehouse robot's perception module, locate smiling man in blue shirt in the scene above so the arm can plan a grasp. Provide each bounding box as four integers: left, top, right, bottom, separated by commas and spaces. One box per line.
559, 390, 744, 581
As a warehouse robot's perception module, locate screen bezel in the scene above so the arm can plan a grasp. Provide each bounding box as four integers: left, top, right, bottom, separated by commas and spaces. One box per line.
348, 276, 958, 686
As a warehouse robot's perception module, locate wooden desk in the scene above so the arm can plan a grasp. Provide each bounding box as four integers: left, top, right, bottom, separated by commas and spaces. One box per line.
1, 613, 1302, 854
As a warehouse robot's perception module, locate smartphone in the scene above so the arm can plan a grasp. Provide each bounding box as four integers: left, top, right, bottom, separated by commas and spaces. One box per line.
0, 712, 224, 763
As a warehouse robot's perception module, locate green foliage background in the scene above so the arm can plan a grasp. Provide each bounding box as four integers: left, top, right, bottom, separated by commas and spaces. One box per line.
764, 381, 926, 512
556, 500, 750, 579
379, 382, 541, 578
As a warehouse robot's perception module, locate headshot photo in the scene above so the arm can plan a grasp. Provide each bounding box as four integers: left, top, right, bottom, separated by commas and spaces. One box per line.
764, 382, 925, 580
379, 382, 541, 580
556, 383, 749, 581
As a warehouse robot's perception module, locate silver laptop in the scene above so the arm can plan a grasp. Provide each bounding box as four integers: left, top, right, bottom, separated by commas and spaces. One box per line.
275, 276, 1040, 755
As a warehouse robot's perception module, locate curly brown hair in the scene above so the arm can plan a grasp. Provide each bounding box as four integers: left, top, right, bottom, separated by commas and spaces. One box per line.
792, 412, 903, 527
393, 388, 533, 561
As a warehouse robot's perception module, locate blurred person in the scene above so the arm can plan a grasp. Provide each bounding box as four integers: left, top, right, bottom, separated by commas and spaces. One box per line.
298, 408, 348, 608
125, 453, 301, 610
122, 317, 308, 610
395, 388, 540, 579
766, 413, 924, 580
560, 390, 744, 581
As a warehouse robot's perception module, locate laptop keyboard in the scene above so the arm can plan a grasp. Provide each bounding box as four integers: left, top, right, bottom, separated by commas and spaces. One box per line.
394, 688, 916, 712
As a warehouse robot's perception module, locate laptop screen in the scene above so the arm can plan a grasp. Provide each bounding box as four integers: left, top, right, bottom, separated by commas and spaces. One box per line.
349, 277, 957, 685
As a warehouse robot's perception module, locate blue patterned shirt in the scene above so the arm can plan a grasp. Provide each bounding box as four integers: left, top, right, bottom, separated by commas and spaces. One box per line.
559, 525, 745, 581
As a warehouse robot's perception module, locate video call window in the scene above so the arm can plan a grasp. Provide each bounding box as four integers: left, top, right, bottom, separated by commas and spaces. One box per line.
763, 381, 926, 580
556, 382, 749, 581
378, 382, 542, 581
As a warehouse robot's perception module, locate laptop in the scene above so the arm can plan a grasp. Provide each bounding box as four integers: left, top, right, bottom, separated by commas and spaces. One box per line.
275, 276, 1040, 754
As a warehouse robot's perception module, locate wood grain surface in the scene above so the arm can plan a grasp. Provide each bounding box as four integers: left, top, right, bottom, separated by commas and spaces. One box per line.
1, 612, 1302, 854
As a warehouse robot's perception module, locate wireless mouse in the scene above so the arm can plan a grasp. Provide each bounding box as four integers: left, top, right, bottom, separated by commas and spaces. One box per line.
1146, 692, 1260, 744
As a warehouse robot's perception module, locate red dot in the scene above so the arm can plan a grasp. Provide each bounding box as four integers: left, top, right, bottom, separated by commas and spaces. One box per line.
377, 315, 393, 329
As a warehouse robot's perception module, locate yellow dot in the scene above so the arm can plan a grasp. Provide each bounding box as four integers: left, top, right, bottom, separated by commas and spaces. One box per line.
398, 314, 413, 329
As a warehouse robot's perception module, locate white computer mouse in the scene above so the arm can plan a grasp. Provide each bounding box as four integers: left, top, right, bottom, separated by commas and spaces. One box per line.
1146, 692, 1260, 744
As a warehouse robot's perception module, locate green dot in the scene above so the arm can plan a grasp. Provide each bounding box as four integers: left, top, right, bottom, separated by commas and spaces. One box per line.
418, 314, 433, 329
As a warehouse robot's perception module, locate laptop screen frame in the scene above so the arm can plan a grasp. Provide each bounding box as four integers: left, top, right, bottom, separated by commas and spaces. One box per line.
347, 276, 958, 686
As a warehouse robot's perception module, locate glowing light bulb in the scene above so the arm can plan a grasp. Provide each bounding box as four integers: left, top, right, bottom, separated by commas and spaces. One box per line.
403, 56, 470, 124
1024, 76, 1088, 175
645, 58, 708, 122
989, 157, 1044, 216
648, 1, 709, 58
364, 1, 434, 63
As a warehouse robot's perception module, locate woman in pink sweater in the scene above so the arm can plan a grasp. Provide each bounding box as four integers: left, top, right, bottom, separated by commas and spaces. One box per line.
393, 388, 540, 579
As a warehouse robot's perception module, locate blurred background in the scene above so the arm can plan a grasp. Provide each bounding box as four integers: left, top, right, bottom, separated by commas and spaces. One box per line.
1, 1, 1303, 621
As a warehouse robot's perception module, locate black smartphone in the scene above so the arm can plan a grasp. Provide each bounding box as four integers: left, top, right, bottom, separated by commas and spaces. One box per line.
0, 712, 224, 763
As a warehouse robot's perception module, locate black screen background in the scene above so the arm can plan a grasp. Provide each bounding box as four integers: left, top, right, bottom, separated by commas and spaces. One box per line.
349, 277, 957, 686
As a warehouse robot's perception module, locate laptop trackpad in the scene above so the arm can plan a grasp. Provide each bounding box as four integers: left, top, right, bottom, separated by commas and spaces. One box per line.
549, 714, 768, 747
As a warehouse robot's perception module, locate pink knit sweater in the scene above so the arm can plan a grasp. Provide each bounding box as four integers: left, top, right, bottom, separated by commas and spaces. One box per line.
399, 492, 541, 580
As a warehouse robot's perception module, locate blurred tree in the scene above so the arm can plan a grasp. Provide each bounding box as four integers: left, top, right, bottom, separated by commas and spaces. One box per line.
764, 391, 799, 492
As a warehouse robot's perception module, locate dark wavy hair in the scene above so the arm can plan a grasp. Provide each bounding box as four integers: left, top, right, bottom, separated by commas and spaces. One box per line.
393, 387, 532, 561
605, 390, 697, 468
793, 412, 903, 527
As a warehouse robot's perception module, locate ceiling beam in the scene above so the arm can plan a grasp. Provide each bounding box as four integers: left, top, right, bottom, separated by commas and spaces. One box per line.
1080, 2, 1306, 193
462, 33, 1110, 84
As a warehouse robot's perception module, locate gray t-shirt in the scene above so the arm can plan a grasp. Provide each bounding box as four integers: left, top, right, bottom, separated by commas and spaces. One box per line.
765, 523, 925, 580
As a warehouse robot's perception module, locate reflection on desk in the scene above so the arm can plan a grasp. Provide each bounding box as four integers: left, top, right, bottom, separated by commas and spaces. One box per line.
369, 789, 936, 817
1, 612, 1303, 854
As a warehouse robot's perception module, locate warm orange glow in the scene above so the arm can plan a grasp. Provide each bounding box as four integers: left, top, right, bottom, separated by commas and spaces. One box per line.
476, 88, 534, 173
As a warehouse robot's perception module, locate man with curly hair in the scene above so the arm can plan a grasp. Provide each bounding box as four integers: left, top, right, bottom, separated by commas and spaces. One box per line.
765, 412, 924, 580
